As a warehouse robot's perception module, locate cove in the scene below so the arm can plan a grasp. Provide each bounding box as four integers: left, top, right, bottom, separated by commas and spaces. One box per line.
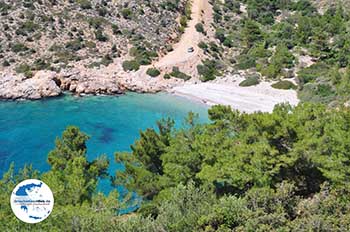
0, 93, 209, 194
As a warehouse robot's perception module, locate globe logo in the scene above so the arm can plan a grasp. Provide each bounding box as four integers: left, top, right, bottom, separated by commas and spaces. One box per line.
10, 179, 54, 223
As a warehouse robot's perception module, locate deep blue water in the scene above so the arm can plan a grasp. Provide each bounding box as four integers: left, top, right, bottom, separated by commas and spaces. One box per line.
0, 93, 209, 195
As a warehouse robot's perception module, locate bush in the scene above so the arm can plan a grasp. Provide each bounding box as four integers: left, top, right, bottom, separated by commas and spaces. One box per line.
78, 0, 92, 9
298, 83, 335, 103
11, 43, 29, 53
15, 63, 32, 78
121, 8, 132, 19
122, 60, 140, 71
2, 60, 10, 67
195, 23, 204, 33
95, 30, 108, 42
198, 41, 208, 51
65, 39, 84, 51
170, 67, 191, 80
180, 16, 187, 27
239, 75, 260, 87
101, 54, 113, 66
112, 24, 121, 35
236, 54, 256, 70
297, 63, 329, 85
164, 74, 171, 79
271, 80, 297, 90
146, 68, 161, 77
197, 60, 221, 82
129, 46, 157, 66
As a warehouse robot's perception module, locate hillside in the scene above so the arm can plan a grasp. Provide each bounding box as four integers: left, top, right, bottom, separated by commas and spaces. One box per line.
0, 0, 187, 74
191, 0, 350, 107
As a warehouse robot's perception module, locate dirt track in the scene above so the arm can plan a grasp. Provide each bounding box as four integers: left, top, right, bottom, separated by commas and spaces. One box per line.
155, 0, 212, 77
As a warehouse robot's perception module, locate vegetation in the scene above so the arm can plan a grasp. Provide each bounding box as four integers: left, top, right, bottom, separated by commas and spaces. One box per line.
146, 68, 161, 77
0, 0, 186, 74
3, 104, 350, 230
197, 59, 223, 82
170, 66, 191, 80
239, 74, 260, 86
122, 60, 140, 72
195, 23, 205, 34
272, 80, 297, 90
206, 0, 350, 106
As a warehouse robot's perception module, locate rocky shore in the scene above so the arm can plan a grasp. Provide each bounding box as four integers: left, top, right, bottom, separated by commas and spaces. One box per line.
0, 65, 182, 100
0, 70, 124, 100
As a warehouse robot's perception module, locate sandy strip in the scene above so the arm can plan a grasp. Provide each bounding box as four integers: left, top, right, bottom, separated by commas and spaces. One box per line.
170, 77, 299, 113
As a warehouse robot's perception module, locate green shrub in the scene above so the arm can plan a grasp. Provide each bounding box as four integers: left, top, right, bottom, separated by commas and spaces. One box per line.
101, 54, 113, 66
215, 28, 226, 43
271, 80, 297, 90
164, 74, 171, 79
15, 20, 40, 35
298, 83, 335, 103
95, 30, 108, 42
129, 46, 157, 66
198, 41, 208, 51
239, 75, 260, 87
297, 63, 329, 84
122, 60, 140, 71
33, 58, 50, 70
121, 8, 132, 19
2, 60, 10, 67
112, 24, 121, 35
78, 0, 92, 9
197, 59, 222, 82
236, 54, 256, 70
15, 63, 32, 78
65, 39, 84, 51
88, 17, 105, 29
146, 68, 161, 77
170, 67, 191, 80
180, 16, 187, 27
195, 23, 204, 33
11, 43, 28, 53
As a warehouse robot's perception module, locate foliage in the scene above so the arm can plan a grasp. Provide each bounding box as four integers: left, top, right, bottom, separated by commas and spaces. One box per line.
3, 104, 350, 230
197, 59, 222, 82
146, 68, 161, 77
121, 8, 132, 19
0, 127, 119, 231
260, 44, 295, 79
122, 60, 140, 72
239, 74, 260, 87
195, 23, 205, 33
169, 66, 191, 80
11, 43, 29, 53
15, 63, 32, 78
208, 0, 350, 105
272, 80, 297, 90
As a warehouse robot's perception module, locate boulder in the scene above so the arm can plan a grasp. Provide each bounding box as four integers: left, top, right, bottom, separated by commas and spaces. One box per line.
0, 71, 61, 100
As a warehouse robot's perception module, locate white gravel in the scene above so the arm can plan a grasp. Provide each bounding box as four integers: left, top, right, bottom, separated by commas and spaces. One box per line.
171, 76, 300, 113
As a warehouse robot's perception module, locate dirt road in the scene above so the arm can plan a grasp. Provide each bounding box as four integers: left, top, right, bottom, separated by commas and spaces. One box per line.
155, 0, 212, 77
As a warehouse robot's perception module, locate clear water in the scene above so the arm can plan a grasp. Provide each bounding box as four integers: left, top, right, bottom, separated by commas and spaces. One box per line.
0, 93, 209, 194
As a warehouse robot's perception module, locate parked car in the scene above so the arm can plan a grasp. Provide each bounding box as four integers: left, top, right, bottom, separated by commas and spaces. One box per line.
187, 47, 194, 53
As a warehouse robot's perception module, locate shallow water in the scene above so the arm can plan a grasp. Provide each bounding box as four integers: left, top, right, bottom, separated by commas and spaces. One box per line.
0, 93, 209, 194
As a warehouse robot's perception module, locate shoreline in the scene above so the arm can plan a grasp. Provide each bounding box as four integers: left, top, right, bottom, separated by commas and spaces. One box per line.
170, 76, 300, 113
0, 78, 300, 114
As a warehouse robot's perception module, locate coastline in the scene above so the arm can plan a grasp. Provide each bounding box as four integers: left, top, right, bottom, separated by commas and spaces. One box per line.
169, 75, 300, 113
0, 73, 300, 114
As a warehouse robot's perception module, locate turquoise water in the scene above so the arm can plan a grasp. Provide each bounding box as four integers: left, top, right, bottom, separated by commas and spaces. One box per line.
0, 93, 208, 194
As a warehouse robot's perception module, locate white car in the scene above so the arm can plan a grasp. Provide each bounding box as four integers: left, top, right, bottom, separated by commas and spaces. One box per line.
187, 47, 194, 53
